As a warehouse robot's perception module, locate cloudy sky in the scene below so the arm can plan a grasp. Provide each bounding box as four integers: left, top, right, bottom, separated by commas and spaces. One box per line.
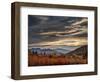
28, 15, 88, 48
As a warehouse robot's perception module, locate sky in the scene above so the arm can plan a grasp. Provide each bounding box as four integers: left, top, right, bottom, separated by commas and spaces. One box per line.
28, 15, 88, 48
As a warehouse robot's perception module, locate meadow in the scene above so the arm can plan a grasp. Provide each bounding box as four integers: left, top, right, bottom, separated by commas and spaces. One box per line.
28, 53, 87, 66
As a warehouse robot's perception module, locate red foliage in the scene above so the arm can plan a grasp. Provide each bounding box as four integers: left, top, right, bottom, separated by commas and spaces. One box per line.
28, 53, 87, 66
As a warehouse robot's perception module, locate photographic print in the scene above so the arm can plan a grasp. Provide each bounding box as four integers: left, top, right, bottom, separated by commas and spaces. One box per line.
28, 15, 88, 66
11, 2, 97, 80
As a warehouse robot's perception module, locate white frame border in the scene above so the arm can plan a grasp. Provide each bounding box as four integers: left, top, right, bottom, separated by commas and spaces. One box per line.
20, 6, 95, 76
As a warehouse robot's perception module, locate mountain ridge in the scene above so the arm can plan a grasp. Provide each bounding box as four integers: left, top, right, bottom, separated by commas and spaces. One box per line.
29, 45, 87, 56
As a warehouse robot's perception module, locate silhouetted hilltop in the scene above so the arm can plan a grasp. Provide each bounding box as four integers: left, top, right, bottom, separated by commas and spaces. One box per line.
67, 45, 88, 57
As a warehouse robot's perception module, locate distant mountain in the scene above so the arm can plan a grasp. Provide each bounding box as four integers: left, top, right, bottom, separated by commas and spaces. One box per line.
29, 45, 88, 56
30, 48, 55, 56
55, 48, 70, 54
66, 45, 88, 57
30, 47, 70, 56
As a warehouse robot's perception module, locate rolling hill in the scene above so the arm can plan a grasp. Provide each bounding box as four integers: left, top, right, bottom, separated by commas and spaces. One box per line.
66, 45, 88, 57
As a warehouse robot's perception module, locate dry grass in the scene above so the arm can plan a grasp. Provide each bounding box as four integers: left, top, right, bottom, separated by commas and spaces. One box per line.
28, 53, 87, 66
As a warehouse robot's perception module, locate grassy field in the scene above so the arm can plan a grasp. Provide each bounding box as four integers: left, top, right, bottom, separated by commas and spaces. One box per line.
28, 53, 87, 66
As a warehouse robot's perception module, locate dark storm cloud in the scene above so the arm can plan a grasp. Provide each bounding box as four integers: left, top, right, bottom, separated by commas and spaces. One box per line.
28, 15, 41, 27
28, 15, 82, 33
28, 15, 88, 44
